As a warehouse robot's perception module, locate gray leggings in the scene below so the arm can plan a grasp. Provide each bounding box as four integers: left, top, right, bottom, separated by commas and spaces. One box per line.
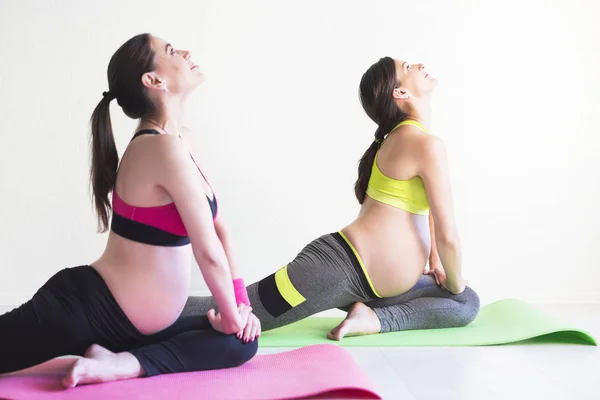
183, 233, 480, 333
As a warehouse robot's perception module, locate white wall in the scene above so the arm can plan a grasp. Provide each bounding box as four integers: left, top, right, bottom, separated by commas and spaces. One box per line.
0, 0, 598, 307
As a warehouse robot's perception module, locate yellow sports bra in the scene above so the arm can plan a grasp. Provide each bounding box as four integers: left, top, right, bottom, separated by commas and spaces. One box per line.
365, 120, 430, 215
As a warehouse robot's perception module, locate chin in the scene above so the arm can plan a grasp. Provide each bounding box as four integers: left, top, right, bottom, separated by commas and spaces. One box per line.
191, 76, 206, 88
428, 79, 439, 92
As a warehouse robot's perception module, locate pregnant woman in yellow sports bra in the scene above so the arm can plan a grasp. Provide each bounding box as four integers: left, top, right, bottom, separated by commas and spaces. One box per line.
184, 56, 479, 341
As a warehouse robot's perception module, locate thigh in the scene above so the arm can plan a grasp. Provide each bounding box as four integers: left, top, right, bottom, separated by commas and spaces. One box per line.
181, 296, 217, 319
364, 274, 455, 309
185, 235, 372, 332
130, 328, 258, 376
0, 270, 95, 374
149, 314, 212, 340
249, 238, 369, 330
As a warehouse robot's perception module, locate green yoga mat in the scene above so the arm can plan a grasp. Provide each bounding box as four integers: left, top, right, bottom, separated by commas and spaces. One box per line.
259, 299, 597, 347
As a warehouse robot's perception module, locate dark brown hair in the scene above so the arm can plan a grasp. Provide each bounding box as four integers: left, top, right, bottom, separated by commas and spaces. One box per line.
90, 33, 156, 232
354, 56, 409, 204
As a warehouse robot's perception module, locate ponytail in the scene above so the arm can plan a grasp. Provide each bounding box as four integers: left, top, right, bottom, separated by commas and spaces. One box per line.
88, 33, 155, 231
354, 127, 385, 204
355, 56, 408, 204
90, 95, 119, 232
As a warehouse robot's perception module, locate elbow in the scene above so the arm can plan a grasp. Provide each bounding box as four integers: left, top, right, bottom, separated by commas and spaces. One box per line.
193, 248, 223, 271
191, 234, 227, 270
436, 231, 461, 250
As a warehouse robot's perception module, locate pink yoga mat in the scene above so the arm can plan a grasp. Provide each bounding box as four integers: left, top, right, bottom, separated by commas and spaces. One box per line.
0, 344, 381, 400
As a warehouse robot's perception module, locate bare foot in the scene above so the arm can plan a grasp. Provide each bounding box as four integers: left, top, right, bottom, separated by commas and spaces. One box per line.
328, 302, 381, 341
61, 344, 143, 388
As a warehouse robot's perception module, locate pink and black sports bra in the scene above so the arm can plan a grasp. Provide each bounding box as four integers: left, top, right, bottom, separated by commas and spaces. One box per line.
110, 129, 218, 247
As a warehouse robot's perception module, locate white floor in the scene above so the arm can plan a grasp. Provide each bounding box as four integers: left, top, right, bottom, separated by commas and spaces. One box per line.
1, 304, 599, 400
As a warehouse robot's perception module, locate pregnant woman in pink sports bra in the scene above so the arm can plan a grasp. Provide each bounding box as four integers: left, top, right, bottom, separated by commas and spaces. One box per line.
0, 33, 258, 387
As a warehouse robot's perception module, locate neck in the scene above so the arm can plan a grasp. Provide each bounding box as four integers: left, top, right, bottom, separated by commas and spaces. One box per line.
141, 95, 186, 135
404, 97, 432, 131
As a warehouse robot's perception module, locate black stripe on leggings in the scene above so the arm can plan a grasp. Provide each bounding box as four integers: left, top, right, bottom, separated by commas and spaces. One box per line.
330, 232, 378, 299
257, 273, 292, 318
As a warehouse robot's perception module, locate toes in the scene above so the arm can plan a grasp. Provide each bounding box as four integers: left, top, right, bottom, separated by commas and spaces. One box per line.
62, 361, 82, 388
332, 330, 344, 341
61, 375, 74, 389
328, 323, 345, 341
327, 327, 338, 340
85, 344, 110, 359
84, 344, 99, 358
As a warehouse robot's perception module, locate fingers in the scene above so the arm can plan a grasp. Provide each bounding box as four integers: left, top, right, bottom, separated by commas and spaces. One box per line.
425, 270, 438, 285
437, 274, 447, 290
248, 316, 261, 342
249, 320, 259, 342
245, 320, 254, 342
235, 305, 247, 339
254, 318, 262, 339
242, 318, 254, 343
239, 306, 252, 326
237, 315, 261, 343
430, 270, 440, 285
207, 309, 224, 333
207, 309, 217, 322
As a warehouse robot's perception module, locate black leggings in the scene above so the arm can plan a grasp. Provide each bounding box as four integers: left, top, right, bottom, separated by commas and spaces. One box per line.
0, 266, 257, 375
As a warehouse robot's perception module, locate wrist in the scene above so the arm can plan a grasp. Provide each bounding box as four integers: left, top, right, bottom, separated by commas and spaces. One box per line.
445, 274, 463, 285
429, 261, 442, 271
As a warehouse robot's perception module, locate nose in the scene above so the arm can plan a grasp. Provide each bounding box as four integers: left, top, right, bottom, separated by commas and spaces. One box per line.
417, 64, 426, 72
180, 50, 192, 60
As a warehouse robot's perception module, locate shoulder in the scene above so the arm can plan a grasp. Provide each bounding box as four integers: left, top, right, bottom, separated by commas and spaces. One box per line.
394, 125, 445, 160
414, 134, 449, 177
420, 134, 445, 157
131, 133, 190, 171
387, 126, 447, 174
388, 124, 445, 156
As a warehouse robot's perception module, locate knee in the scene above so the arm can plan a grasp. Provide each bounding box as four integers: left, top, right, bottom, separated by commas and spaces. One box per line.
222, 335, 258, 368
455, 286, 481, 327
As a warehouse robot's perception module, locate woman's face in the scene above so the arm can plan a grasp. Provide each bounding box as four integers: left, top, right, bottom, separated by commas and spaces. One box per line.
394, 59, 438, 98
146, 36, 205, 95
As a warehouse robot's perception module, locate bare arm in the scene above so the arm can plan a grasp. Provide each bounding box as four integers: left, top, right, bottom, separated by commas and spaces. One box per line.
214, 216, 241, 279
156, 136, 243, 333
180, 126, 248, 305
428, 213, 443, 271
178, 127, 241, 279
418, 136, 465, 293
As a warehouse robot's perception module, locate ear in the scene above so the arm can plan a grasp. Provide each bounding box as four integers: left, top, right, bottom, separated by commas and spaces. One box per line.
141, 72, 166, 92
392, 87, 410, 101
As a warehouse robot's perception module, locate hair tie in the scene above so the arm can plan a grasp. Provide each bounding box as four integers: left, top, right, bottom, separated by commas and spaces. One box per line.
102, 91, 115, 101
374, 137, 384, 145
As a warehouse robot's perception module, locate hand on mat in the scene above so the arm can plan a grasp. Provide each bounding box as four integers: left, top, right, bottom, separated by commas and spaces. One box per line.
207, 304, 252, 335
237, 312, 261, 343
